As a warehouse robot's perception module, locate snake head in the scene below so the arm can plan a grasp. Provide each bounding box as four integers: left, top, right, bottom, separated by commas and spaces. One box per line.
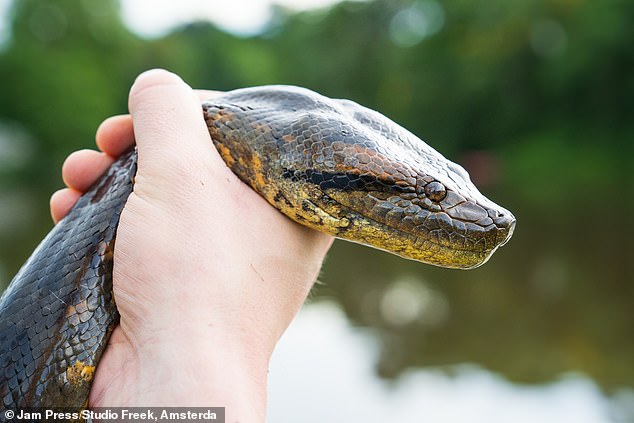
282, 153, 516, 269
204, 86, 516, 269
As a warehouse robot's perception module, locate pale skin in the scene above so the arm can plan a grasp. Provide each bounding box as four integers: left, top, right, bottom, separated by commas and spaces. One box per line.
49, 69, 333, 421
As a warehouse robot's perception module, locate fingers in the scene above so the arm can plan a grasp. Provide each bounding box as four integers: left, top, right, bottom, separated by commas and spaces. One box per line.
96, 115, 135, 157
128, 69, 218, 175
50, 188, 82, 224
51, 150, 114, 223
62, 150, 115, 191
51, 111, 135, 222
52, 70, 222, 223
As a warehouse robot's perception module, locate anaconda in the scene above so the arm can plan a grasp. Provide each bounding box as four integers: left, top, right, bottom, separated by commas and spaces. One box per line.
0, 85, 515, 410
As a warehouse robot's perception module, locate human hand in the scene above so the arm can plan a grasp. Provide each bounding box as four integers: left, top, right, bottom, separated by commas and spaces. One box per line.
50, 69, 333, 420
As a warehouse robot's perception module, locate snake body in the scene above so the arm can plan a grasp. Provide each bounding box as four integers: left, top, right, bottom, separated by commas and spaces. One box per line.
0, 86, 515, 410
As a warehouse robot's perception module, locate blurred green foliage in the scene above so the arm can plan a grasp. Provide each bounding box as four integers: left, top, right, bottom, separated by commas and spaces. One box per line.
0, 0, 632, 401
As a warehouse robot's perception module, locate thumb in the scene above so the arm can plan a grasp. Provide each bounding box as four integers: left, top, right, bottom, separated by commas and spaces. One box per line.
127, 69, 223, 181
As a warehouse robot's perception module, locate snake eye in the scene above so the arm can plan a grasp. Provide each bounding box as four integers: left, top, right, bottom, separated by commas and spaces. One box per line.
425, 181, 447, 202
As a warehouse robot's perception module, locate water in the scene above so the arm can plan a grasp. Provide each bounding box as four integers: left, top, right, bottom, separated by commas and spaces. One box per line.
268, 301, 620, 423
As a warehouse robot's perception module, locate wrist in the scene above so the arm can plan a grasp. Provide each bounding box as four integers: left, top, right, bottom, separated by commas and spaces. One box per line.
134, 330, 269, 419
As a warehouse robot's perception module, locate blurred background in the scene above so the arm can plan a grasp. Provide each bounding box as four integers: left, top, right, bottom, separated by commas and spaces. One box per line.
0, 0, 632, 421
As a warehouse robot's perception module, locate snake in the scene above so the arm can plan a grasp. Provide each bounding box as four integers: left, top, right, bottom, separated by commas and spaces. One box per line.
0, 85, 515, 411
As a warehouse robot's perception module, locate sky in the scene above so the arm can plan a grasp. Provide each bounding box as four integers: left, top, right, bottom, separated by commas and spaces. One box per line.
119, 0, 354, 37
0, 0, 11, 46
0, 0, 357, 45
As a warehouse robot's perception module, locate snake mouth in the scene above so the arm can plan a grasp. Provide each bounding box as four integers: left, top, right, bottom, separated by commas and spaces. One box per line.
347, 209, 495, 269
322, 195, 509, 269
499, 219, 516, 247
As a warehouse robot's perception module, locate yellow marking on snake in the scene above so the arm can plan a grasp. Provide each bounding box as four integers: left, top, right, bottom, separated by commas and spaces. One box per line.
66, 361, 95, 386
250, 154, 267, 188
215, 143, 235, 167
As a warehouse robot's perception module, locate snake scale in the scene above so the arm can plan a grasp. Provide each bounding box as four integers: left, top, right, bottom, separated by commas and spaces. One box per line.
0, 85, 515, 411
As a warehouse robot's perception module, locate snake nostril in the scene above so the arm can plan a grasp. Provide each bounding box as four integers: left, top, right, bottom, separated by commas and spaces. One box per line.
491, 208, 515, 228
